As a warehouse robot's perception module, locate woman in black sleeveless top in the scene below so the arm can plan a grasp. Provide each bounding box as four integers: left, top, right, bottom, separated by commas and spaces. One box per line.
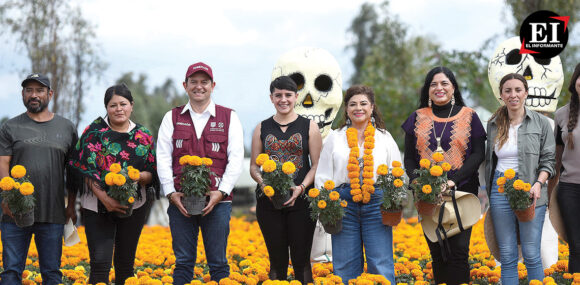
250, 76, 322, 283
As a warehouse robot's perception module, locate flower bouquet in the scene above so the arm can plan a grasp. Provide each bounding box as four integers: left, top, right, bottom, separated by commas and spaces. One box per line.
376, 161, 409, 226
179, 155, 215, 215
496, 168, 534, 222
0, 165, 36, 227
411, 152, 451, 216
255, 153, 296, 209
104, 163, 140, 218
307, 180, 348, 234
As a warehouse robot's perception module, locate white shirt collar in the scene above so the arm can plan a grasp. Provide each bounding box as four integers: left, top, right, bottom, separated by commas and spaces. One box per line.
103, 116, 136, 132
181, 100, 216, 117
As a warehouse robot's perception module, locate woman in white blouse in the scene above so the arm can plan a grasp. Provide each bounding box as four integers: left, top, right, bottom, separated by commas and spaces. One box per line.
315, 85, 401, 284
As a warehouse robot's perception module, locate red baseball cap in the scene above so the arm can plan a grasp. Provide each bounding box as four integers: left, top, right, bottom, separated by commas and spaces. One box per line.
185, 62, 213, 81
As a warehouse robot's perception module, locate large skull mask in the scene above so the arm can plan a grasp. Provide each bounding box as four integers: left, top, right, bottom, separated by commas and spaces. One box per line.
271, 47, 343, 139
488, 37, 564, 113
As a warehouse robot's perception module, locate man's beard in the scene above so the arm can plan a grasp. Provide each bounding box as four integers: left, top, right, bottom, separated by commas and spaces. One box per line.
24, 98, 48, 113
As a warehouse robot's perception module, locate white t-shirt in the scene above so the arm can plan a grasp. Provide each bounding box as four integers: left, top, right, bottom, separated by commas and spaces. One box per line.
495, 123, 521, 173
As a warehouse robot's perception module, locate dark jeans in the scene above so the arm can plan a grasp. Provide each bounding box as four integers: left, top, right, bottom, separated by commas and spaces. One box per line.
426, 227, 472, 285
168, 202, 231, 285
557, 181, 580, 273
256, 195, 316, 283
83, 202, 151, 285
0, 222, 64, 285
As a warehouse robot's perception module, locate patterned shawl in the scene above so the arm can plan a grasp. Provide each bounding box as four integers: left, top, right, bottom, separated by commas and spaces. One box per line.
68, 117, 159, 200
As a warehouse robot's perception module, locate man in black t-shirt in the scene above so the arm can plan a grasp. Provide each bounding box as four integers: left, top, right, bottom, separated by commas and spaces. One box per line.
0, 73, 77, 285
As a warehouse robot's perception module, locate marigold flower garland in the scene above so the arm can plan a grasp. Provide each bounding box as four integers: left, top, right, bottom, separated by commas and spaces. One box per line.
346, 122, 375, 204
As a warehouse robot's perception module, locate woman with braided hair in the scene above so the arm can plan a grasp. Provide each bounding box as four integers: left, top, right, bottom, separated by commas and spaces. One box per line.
552, 63, 580, 273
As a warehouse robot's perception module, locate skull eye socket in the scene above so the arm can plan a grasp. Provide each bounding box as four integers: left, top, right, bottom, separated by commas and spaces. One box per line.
506, 49, 522, 65
289, 73, 305, 91
314, 74, 333, 92
533, 56, 551, 65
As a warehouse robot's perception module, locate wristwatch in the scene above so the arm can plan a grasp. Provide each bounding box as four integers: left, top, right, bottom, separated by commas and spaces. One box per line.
219, 190, 228, 199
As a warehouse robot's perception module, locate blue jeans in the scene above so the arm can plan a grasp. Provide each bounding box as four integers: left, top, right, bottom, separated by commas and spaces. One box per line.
0, 222, 64, 285
490, 170, 546, 285
168, 202, 231, 285
331, 184, 395, 284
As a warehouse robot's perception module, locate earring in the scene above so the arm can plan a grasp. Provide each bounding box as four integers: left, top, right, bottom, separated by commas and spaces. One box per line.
428, 98, 432, 108
346, 118, 352, 126
451, 96, 456, 105
371, 117, 376, 127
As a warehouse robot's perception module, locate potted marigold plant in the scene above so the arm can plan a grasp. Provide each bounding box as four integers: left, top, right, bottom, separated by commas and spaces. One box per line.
255, 153, 296, 209
496, 168, 534, 222
0, 165, 36, 227
411, 152, 451, 216
179, 155, 215, 215
376, 161, 409, 226
307, 180, 348, 234
104, 163, 140, 218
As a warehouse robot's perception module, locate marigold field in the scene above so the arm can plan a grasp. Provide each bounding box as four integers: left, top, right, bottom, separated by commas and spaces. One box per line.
1, 215, 579, 285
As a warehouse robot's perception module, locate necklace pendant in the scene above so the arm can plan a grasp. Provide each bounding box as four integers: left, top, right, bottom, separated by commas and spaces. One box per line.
435, 138, 444, 154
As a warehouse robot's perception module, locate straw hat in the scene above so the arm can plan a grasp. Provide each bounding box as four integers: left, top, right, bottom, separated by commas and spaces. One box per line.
422, 191, 482, 243
549, 185, 567, 243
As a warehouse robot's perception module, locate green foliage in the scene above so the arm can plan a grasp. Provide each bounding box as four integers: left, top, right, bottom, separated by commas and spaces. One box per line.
307, 185, 346, 226
181, 160, 215, 198
116, 73, 187, 138
0, 0, 107, 127
347, 1, 496, 147
376, 167, 409, 211
106, 168, 138, 206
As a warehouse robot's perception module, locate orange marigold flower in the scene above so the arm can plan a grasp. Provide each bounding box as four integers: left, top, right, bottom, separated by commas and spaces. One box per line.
262, 160, 277, 173
128, 168, 140, 181
263, 186, 275, 197
504, 168, 516, 179
419, 159, 431, 169
19, 182, 34, 196
496, 176, 507, 186
317, 200, 327, 209
513, 179, 524, 190
441, 162, 452, 172
432, 152, 444, 162
392, 160, 402, 167
348, 171, 360, 179
523, 183, 531, 192
128, 197, 135, 204
393, 179, 404, 188
350, 183, 361, 189
104, 173, 115, 186
282, 162, 296, 175
0, 176, 15, 191
202, 157, 213, 166
340, 200, 348, 207
422, 185, 432, 194
353, 194, 363, 202
324, 180, 335, 190
392, 167, 405, 177
10, 165, 26, 179
430, 165, 443, 177
350, 189, 361, 196
362, 171, 374, 178
347, 163, 360, 172
308, 188, 320, 198
110, 163, 122, 173
13, 182, 20, 189
377, 164, 389, 176
189, 156, 202, 166
179, 155, 190, 166
498, 186, 505, 193
329, 191, 340, 201
255, 153, 269, 166
364, 149, 373, 155
113, 174, 126, 186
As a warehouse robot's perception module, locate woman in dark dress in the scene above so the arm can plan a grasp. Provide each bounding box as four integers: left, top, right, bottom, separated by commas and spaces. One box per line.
249, 76, 322, 283
68, 84, 159, 284
401, 67, 486, 285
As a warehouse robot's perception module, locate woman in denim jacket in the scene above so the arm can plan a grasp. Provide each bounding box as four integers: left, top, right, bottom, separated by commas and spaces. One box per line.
485, 73, 555, 285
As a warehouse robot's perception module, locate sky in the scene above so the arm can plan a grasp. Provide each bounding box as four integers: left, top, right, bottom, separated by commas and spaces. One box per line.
0, 0, 509, 148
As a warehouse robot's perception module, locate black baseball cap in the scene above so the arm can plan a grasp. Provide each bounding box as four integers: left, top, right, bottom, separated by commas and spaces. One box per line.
21, 73, 51, 89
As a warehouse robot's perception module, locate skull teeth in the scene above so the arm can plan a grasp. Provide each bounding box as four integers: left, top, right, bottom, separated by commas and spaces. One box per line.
303, 114, 326, 124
